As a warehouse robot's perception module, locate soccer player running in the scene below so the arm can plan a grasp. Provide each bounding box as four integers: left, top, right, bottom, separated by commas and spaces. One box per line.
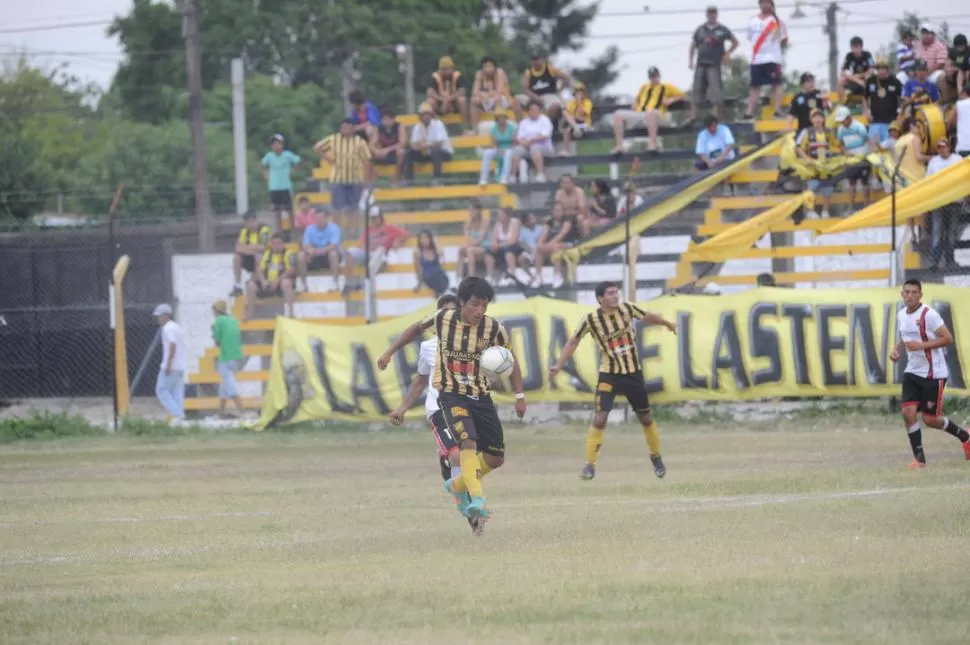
549, 281, 677, 480
377, 277, 527, 532
890, 279, 970, 468
388, 294, 462, 483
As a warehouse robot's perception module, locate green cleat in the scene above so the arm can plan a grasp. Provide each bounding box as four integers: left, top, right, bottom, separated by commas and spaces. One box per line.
465, 495, 490, 522
444, 478, 472, 516
580, 463, 596, 480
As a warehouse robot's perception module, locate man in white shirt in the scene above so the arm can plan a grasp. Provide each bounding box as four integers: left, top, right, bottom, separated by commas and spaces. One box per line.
744, 0, 789, 120
890, 279, 970, 468
405, 102, 454, 181
948, 82, 970, 157
153, 303, 187, 423
510, 100, 555, 183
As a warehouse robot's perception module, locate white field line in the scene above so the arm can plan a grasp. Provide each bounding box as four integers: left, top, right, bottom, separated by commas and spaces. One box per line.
0, 510, 272, 530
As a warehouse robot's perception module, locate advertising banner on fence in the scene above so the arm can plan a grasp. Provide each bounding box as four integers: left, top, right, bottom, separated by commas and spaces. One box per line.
256, 286, 970, 428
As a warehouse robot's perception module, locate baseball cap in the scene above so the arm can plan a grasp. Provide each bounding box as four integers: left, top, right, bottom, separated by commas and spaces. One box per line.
647, 66, 660, 78
368, 205, 383, 218
438, 56, 454, 69
152, 303, 172, 317
834, 106, 851, 122
573, 81, 587, 91
212, 299, 228, 314
418, 102, 433, 114
920, 24, 935, 34
270, 133, 285, 144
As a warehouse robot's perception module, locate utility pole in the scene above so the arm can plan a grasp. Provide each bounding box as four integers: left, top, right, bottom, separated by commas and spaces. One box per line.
179, 0, 215, 252
400, 45, 416, 114
340, 55, 357, 116
823, 2, 839, 92
231, 58, 248, 216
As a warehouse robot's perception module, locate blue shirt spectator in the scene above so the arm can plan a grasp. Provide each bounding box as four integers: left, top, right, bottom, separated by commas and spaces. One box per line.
349, 91, 381, 128
695, 118, 736, 171
303, 219, 341, 250
261, 149, 300, 191
836, 119, 869, 155
902, 79, 940, 102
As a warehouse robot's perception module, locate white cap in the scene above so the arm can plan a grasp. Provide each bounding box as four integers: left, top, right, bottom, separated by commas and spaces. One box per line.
834, 105, 851, 122
920, 23, 935, 33
152, 303, 173, 316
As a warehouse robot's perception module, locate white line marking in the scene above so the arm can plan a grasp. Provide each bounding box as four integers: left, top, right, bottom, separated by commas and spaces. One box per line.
0, 511, 271, 530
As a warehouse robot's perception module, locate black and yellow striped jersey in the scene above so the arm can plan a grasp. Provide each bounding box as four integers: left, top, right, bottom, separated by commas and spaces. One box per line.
633, 82, 684, 113
420, 308, 510, 397
259, 248, 297, 281
572, 302, 646, 375
316, 133, 372, 184
238, 225, 272, 246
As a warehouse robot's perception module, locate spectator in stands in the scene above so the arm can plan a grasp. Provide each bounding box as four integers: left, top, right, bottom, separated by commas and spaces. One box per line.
787, 72, 829, 133
612, 67, 685, 155
471, 56, 512, 130
261, 134, 300, 236
943, 34, 969, 102
313, 120, 372, 231
744, 0, 788, 120
371, 109, 407, 183
152, 303, 186, 424
516, 53, 569, 122
796, 109, 841, 217
346, 207, 409, 281
246, 234, 297, 320
902, 61, 941, 114
694, 115, 737, 195
926, 137, 963, 267
480, 108, 517, 185
211, 299, 244, 417
951, 82, 970, 157
555, 174, 589, 225
348, 90, 380, 142
293, 196, 316, 240
688, 6, 739, 123
297, 209, 343, 293
485, 208, 523, 285
534, 203, 578, 289
516, 212, 544, 286
894, 118, 930, 242
916, 25, 948, 85
510, 100, 555, 183
864, 60, 903, 150
562, 82, 593, 155
406, 103, 454, 182
456, 201, 492, 279
413, 230, 449, 296
587, 180, 618, 231
426, 56, 469, 130
838, 36, 875, 104
896, 31, 918, 86
617, 181, 645, 217
231, 213, 272, 297
834, 105, 872, 208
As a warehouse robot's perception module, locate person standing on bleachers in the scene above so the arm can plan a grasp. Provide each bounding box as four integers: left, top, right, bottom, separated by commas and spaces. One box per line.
261, 134, 300, 238
510, 101, 555, 183
864, 60, 903, 150
406, 103, 454, 182
479, 108, 517, 185
611, 67, 685, 155
426, 56, 470, 132
787, 72, 829, 133
743, 0, 788, 121
687, 5, 738, 124
313, 119, 372, 233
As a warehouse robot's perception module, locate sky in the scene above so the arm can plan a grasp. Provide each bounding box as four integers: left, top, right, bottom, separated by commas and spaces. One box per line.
1, 0, 968, 103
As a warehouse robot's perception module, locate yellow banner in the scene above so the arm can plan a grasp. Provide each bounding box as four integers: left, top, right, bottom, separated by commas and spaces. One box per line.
256, 287, 970, 428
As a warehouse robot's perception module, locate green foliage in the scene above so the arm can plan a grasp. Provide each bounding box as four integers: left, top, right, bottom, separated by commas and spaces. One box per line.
0, 412, 106, 443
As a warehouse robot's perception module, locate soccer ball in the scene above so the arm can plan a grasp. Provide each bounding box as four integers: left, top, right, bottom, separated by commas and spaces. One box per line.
480, 346, 515, 377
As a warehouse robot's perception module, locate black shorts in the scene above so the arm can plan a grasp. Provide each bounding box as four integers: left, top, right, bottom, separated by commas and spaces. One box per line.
270, 190, 293, 211
238, 253, 256, 273
845, 162, 871, 182
901, 373, 946, 415
428, 410, 459, 457
595, 371, 650, 414
256, 286, 283, 299
845, 81, 866, 96
439, 392, 505, 457
750, 62, 781, 88
307, 254, 332, 271
373, 150, 399, 165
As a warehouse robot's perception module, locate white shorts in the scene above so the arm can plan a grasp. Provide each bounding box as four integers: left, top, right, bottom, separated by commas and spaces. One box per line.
615, 109, 673, 128
516, 94, 562, 110
478, 95, 511, 112
514, 142, 554, 157
346, 246, 387, 276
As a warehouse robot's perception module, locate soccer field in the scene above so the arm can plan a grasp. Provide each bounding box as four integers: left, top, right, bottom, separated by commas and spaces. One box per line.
2, 419, 969, 644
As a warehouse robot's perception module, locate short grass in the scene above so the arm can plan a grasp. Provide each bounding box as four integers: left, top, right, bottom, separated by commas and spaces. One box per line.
2, 417, 970, 645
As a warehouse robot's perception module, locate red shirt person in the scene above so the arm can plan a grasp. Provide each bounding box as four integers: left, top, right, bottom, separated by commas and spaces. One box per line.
346, 207, 410, 276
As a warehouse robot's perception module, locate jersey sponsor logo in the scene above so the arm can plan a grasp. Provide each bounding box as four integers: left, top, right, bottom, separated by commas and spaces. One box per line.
452, 420, 468, 441
597, 382, 613, 392
450, 406, 469, 418
447, 361, 476, 375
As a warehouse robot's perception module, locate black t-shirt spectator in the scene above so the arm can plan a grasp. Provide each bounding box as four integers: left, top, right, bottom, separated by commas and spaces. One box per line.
692, 23, 736, 66
842, 51, 875, 76
865, 77, 903, 124
789, 90, 827, 131
949, 47, 970, 71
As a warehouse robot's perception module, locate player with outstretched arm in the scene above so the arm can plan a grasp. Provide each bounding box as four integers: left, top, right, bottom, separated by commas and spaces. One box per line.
549, 281, 677, 480
890, 279, 970, 468
378, 277, 526, 534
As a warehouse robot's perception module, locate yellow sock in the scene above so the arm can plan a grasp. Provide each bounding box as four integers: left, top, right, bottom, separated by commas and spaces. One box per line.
643, 422, 661, 457
456, 448, 483, 497
477, 453, 493, 478
585, 426, 605, 464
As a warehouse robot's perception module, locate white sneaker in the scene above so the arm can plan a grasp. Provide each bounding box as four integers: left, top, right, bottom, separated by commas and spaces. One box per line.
535, 173, 547, 183
479, 179, 487, 186
499, 177, 509, 185
820, 210, 831, 218
552, 276, 565, 289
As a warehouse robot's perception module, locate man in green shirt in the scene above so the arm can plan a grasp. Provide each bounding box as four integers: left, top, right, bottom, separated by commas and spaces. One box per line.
211, 300, 245, 415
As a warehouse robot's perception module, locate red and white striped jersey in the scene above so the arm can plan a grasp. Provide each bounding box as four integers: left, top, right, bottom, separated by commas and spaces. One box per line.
897, 304, 949, 379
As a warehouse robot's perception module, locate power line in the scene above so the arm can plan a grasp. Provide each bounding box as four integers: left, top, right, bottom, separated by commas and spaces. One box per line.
596, 0, 882, 18
0, 19, 112, 35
